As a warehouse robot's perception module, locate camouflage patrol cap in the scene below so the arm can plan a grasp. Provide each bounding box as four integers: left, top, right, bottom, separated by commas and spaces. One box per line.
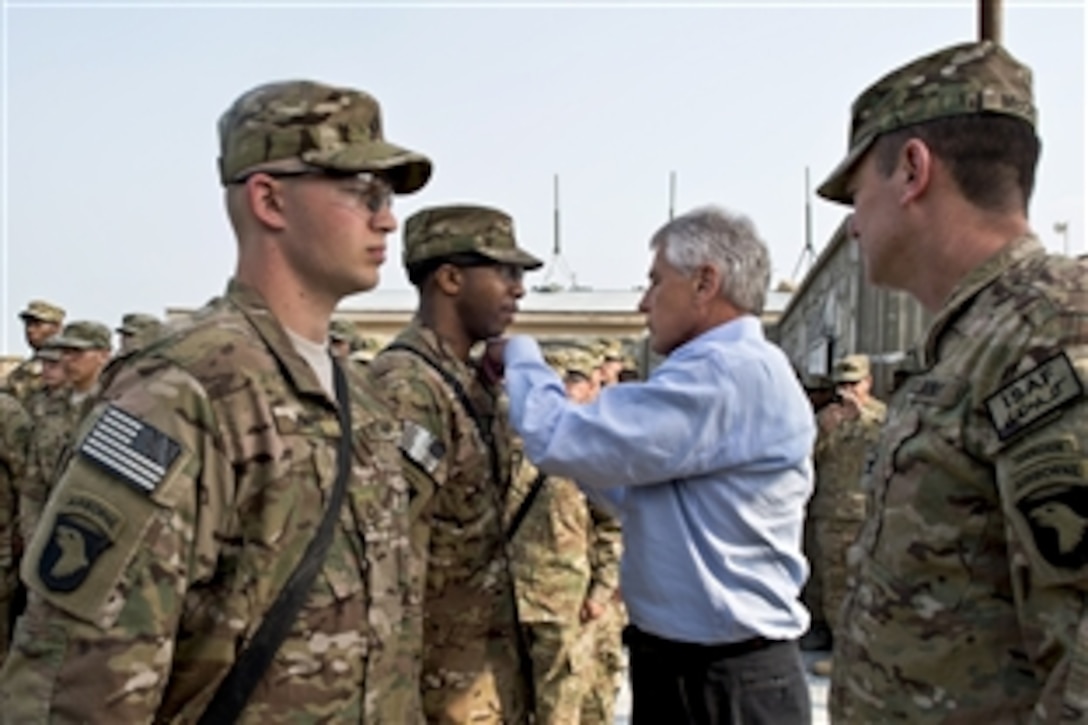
35, 336, 63, 362
19, 299, 65, 324
818, 41, 1036, 204
52, 321, 112, 351
328, 319, 358, 342
218, 80, 432, 194
833, 354, 871, 384
544, 347, 600, 379
403, 205, 544, 270
116, 313, 161, 336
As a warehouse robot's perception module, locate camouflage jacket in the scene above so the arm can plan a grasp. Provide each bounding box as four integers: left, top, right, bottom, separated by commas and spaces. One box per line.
811, 397, 886, 521
508, 454, 622, 624
18, 392, 82, 543
369, 322, 528, 724
832, 237, 1088, 723
1, 358, 42, 409
0, 393, 31, 569
0, 280, 420, 724
23, 385, 72, 423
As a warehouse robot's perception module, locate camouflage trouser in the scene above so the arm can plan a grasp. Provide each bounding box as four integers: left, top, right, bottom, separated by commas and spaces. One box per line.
0, 563, 16, 663
580, 600, 626, 725
523, 621, 591, 724
802, 512, 826, 628
815, 517, 864, 639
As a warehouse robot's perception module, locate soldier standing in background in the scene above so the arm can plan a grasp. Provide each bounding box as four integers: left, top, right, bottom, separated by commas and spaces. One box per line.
0, 393, 31, 662
0, 79, 430, 722
328, 318, 361, 359
22, 340, 69, 422
807, 355, 885, 678
508, 349, 622, 725
1, 301, 65, 406
819, 41, 1088, 721
369, 204, 542, 723
115, 313, 163, 355
18, 321, 113, 544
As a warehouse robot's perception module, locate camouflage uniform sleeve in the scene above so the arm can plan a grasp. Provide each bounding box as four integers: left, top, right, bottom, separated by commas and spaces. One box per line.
17, 423, 60, 547
0, 396, 32, 567
0, 362, 227, 723
585, 500, 622, 606
987, 321, 1088, 721
369, 360, 453, 540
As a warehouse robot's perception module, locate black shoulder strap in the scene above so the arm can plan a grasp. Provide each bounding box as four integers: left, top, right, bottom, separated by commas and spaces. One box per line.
198, 361, 355, 724
384, 341, 537, 718
505, 471, 547, 543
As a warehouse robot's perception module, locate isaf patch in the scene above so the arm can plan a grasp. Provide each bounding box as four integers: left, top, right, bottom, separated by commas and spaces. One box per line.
79, 405, 181, 494
986, 353, 1085, 442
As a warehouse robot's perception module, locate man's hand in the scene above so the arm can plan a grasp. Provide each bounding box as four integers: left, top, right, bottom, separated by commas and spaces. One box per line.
480, 338, 507, 386
580, 598, 605, 623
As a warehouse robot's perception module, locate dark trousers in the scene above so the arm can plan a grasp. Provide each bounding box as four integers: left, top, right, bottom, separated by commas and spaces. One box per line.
624, 624, 811, 725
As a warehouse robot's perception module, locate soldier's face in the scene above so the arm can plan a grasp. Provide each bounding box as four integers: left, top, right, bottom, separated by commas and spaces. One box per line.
40, 358, 67, 388
61, 348, 109, 388
24, 318, 59, 349
847, 151, 910, 289
639, 247, 700, 356
276, 173, 397, 300
456, 263, 526, 342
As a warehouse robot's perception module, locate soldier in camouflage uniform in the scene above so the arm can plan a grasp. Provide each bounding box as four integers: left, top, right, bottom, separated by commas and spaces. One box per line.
508, 349, 622, 725
0, 79, 431, 722
369, 204, 542, 723
0, 393, 31, 661
115, 312, 163, 356
17, 321, 112, 545
807, 355, 885, 677
818, 41, 1088, 721
21, 339, 69, 422
1, 301, 65, 407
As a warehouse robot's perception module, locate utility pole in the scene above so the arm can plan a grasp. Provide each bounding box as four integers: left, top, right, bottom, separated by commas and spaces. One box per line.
668, 171, 676, 221
791, 167, 817, 282
1055, 221, 1070, 256
979, 0, 1002, 42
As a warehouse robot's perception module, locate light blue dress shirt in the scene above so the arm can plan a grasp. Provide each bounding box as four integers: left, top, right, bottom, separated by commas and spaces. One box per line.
504, 316, 815, 644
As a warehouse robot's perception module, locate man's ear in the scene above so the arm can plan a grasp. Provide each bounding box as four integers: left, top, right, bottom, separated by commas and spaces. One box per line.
694, 264, 720, 301
246, 174, 289, 231
899, 138, 933, 205
433, 263, 464, 297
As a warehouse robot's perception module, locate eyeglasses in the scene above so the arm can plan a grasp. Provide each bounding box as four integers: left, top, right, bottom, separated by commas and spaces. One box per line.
230, 169, 395, 213
450, 258, 525, 284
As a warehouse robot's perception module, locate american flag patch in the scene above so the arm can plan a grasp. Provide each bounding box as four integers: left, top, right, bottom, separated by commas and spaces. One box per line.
79, 405, 182, 494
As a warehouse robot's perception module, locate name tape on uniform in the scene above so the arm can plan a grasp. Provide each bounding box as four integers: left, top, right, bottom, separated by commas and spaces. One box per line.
79, 405, 181, 494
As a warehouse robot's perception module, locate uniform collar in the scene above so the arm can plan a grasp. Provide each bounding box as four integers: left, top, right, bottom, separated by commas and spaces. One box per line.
224, 278, 334, 405
922, 235, 1044, 366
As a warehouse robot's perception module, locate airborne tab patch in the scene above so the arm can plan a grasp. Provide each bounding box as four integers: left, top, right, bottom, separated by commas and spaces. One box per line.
985, 353, 1085, 442
79, 405, 181, 494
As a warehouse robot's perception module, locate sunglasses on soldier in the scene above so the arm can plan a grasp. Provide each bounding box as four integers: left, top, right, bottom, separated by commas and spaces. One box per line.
230, 168, 395, 214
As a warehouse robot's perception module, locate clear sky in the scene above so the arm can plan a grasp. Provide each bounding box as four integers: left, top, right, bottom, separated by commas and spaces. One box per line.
1, 0, 1084, 355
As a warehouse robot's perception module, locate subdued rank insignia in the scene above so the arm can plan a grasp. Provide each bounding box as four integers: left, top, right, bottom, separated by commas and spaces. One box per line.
400, 421, 445, 476
79, 405, 181, 494
985, 353, 1085, 442
38, 514, 113, 592
1017, 487, 1088, 570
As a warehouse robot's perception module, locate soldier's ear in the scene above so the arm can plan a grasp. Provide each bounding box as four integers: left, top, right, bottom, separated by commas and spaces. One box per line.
433, 263, 464, 297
